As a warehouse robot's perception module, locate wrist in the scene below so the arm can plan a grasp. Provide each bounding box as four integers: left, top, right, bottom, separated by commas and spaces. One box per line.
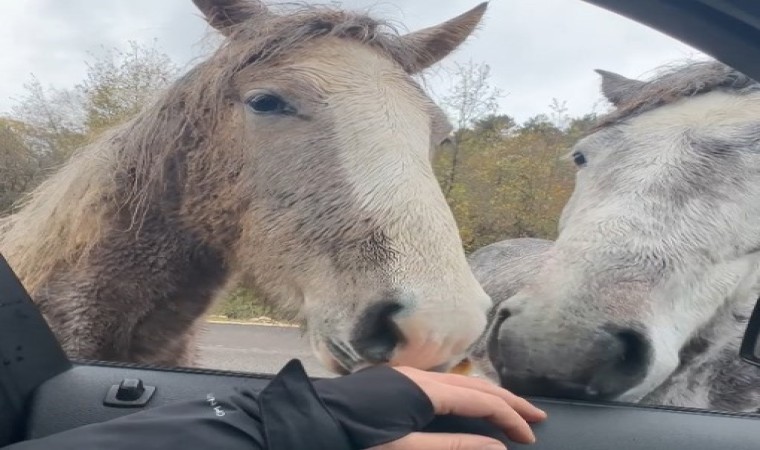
312, 366, 435, 448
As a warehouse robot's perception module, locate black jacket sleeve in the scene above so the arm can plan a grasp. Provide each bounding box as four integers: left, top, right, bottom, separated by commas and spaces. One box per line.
3, 359, 436, 450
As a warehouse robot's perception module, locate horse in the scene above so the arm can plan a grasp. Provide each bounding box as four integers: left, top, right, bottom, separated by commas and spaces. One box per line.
470, 61, 760, 412
0, 0, 494, 375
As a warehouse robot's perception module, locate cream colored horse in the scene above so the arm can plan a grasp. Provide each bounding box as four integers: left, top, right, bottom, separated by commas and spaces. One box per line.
0, 0, 491, 374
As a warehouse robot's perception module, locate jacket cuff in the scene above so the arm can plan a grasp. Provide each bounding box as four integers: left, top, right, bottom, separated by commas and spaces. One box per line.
313, 365, 435, 448
259, 360, 353, 450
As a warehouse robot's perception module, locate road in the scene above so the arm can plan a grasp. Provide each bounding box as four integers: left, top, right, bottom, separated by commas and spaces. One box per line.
196, 322, 335, 378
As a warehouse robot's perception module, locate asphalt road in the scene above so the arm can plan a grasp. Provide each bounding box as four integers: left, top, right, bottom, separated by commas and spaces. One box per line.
196, 322, 335, 378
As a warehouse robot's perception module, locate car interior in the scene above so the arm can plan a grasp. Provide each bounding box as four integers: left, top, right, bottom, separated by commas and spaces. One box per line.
3, 0, 760, 449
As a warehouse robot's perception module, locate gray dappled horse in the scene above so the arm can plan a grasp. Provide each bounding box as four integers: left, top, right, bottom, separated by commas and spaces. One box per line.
0, 0, 493, 374
471, 61, 760, 412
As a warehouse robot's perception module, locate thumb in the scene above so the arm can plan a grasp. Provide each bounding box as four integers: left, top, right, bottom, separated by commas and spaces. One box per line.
371, 432, 507, 450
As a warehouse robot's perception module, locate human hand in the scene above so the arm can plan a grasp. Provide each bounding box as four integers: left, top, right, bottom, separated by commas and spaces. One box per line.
369, 368, 547, 450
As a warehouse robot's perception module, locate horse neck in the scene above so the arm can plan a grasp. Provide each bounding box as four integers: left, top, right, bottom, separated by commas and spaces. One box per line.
25, 161, 233, 363
3, 118, 233, 330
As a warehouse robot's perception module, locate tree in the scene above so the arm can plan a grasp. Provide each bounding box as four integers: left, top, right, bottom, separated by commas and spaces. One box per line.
11, 76, 87, 167
431, 90, 592, 251
438, 60, 503, 199
10, 40, 179, 169
2, 39, 180, 220
548, 98, 570, 130
566, 113, 599, 139
473, 114, 516, 137
79, 40, 179, 134
0, 118, 38, 213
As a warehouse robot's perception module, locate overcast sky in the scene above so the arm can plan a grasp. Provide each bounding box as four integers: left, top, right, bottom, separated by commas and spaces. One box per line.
0, 0, 707, 124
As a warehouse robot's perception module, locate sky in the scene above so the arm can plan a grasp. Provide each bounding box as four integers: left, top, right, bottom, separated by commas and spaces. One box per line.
0, 0, 708, 124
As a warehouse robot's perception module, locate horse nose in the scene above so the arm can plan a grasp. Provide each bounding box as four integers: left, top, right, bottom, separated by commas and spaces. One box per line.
491, 319, 652, 401
349, 301, 405, 364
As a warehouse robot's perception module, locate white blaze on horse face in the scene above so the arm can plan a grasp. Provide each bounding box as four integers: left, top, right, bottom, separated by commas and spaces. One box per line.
335, 44, 489, 370
282, 40, 489, 372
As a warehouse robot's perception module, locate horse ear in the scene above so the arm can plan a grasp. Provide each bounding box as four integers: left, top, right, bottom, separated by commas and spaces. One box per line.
192, 0, 268, 35
400, 2, 488, 74
595, 69, 646, 107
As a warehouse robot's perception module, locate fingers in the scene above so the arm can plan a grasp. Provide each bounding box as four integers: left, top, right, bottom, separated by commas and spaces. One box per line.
431, 384, 537, 444
437, 374, 548, 423
393, 367, 546, 444
371, 432, 506, 450
395, 367, 547, 423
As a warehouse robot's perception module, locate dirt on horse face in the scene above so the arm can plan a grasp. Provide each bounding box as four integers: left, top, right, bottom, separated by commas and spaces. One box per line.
0, 0, 492, 373
477, 61, 760, 412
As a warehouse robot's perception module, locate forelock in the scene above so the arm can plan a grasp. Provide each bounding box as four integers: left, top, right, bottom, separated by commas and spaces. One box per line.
212, 4, 417, 81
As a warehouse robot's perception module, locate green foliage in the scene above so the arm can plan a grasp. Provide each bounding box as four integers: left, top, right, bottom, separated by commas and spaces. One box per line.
433, 112, 588, 253
0, 118, 38, 213
433, 61, 597, 253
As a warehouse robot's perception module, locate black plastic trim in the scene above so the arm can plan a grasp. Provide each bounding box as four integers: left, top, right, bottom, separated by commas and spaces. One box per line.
582, 0, 760, 81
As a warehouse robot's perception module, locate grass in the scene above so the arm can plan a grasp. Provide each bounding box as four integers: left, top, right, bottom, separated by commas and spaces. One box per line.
210, 287, 296, 324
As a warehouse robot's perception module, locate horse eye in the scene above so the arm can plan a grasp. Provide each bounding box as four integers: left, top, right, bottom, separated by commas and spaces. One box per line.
572, 151, 587, 167
247, 93, 290, 115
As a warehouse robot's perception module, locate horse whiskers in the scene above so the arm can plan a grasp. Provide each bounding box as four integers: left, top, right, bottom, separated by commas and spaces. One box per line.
327, 338, 362, 372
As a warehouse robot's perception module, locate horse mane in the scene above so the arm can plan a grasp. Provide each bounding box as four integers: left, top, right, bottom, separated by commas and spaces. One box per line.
0, 3, 416, 291
596, 60, 760, 129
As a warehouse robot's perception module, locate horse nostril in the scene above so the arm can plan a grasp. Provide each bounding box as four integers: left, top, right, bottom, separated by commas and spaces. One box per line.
350, 301, 406, 363
493, 306, 512, 329
486, 306, 512, 371
612, 330, 651, 377
494, 324, 652, 402
587, 327, 652, 398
